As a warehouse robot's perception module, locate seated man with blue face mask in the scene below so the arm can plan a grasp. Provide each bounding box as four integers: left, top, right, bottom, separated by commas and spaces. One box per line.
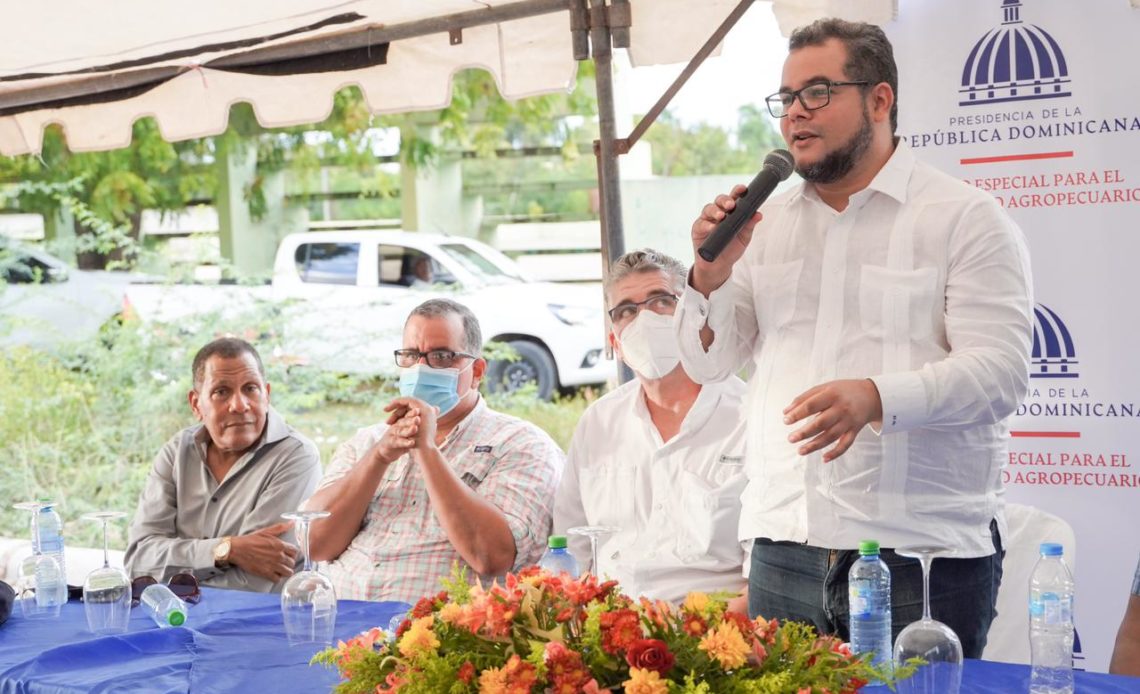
553, 249, 751, 611
304, 298, 565, 603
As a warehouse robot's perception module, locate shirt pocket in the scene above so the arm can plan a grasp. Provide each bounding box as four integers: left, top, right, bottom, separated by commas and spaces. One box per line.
751, 259, 803, 338
579, 463, 635, 532
859, 265, 939, 342
457, 453, 497, 493
676, 470, 748, 563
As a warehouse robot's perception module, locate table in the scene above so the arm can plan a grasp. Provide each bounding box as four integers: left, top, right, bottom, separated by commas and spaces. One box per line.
0, 587, 407, 693
1, 588, 1138, 693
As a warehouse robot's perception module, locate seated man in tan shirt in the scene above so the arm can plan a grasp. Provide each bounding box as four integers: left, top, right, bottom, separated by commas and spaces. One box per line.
125, 337, 321, 592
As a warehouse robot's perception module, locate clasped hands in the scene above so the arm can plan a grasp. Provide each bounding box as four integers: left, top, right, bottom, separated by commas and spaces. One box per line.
783, 378, 884, 463
371, 396, 439, 466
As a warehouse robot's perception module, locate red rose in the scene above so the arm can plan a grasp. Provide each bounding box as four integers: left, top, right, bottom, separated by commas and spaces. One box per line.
624, 638, 675, 674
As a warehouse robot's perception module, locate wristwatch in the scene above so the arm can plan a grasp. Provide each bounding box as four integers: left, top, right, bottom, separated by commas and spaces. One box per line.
213, 536, 232, 568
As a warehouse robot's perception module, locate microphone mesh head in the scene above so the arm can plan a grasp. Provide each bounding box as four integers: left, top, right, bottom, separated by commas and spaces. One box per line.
764, 149, 795, 181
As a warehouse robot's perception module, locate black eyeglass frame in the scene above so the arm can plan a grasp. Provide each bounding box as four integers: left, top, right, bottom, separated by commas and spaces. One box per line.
765, 80, 871, 118
607, 293, 680, 326
393, 348, 479, 369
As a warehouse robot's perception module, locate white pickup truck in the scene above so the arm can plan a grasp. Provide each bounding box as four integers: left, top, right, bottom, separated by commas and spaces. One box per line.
124, 230, 615, 398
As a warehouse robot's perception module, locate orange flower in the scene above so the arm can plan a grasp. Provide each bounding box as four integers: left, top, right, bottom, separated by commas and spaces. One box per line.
699, 620, 750, 669
478, 654, 537, 694
544, 642, 592, 694
599, 608, 643, 655
682, 612, 707, 637
622, 667, 669, 694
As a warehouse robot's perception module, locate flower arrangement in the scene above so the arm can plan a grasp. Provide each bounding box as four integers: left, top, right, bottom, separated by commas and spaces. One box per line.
314, 566, 910, 693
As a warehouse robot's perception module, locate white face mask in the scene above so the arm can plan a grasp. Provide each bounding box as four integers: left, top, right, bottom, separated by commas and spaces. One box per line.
617, 309, 681, 380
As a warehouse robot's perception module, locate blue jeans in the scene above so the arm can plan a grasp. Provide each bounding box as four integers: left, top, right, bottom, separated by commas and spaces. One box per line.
747, 521, 1004, 659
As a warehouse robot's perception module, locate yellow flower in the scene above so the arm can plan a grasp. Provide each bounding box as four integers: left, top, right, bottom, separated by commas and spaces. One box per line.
623, 667, 669, 694
438, 602, 463, 624
478, 666, 509, 693
699, 620, 750, 669
682, 592, 710, 614
397, 616, 440, 658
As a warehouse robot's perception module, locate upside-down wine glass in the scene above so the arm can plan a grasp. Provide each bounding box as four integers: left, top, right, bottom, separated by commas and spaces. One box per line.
280, 510, 337, 645
81, 511, 131, 634
567, 525, 619, 577
893, 546, 964, 694
12, 501, 66, 619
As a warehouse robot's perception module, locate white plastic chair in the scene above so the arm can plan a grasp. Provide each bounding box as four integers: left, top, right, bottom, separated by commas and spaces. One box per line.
982, 503, 1077, 664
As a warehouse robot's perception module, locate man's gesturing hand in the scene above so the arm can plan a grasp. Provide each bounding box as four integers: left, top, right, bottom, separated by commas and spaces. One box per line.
229, 521, 299, 582
783, 379, 884, 463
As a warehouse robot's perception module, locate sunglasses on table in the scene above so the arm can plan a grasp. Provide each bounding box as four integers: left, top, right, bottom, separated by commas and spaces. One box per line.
130, 573, 201, 607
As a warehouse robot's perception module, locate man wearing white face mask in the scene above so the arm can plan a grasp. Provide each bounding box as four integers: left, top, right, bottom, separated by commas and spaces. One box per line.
553, 249, 750, 609
304, 298, 564, 603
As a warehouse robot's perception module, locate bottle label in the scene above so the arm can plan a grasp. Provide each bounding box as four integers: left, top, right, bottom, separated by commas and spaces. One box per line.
1029, 593, 1072, 625
849, 587, 871, 618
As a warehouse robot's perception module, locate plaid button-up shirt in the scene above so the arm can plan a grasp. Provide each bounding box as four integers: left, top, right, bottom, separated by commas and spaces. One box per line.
319, 398, 564, 603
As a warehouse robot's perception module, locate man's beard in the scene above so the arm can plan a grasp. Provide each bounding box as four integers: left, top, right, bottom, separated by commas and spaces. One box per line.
795, 109, 873, 184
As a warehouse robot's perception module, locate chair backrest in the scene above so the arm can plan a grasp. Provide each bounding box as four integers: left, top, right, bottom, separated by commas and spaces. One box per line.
983, 503, 1077, 664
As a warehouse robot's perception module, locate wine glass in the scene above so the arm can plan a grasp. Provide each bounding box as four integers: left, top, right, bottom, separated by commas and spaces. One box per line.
12, 501, 66, 619
280, 510, 337, 645
893, 546, 964, 694
81, 511, 131, 634
567, 525, 619, 577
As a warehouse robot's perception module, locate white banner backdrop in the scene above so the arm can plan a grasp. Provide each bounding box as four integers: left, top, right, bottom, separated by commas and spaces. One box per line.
887, 0, 1140, 672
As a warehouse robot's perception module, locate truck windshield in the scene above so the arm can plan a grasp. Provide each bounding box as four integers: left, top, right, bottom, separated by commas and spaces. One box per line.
437, 243, 522, 285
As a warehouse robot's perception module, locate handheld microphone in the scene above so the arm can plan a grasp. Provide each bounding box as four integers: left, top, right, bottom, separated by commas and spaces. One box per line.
697, 149, 795, 262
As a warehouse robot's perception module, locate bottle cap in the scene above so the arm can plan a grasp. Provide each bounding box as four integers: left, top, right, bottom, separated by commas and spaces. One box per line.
1039, 542, 1063, 557
858, 540, 880, 555
168, 610, 186, 627
547, 535, 567, 549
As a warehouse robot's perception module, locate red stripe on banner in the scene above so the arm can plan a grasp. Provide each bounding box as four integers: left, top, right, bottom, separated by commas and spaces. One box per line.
1010, 431, 1081, 438
960, 151, 1074, 165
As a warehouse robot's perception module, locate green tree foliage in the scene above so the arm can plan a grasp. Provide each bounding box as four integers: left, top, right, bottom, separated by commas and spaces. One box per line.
0, 65, 598, 269
641, 105, 784, 176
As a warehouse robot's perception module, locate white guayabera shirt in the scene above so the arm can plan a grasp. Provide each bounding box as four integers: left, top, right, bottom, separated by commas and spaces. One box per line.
674, 141, 1034, 558
554, 378, 750, 604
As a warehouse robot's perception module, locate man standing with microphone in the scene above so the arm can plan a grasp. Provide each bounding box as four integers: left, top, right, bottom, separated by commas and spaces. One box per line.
674, 18, 1033, 658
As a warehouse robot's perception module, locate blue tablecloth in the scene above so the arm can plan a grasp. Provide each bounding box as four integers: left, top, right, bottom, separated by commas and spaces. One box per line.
1, 588, 1138, 693
0, 587, 407, 693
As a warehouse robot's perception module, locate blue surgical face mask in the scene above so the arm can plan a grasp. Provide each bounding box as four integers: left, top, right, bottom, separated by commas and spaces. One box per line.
397, 362, 471, 416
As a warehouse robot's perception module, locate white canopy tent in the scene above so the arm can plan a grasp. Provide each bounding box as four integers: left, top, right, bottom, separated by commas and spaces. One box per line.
0, 0, 896, 155
0, 0, 897, 262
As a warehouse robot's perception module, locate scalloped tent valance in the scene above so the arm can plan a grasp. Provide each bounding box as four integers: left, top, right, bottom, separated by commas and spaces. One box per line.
0, 0, 898, 156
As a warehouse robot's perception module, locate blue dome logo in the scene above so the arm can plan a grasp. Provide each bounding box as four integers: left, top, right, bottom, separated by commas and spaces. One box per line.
960, 0, 1071, 107
1032, 304, 1078, 379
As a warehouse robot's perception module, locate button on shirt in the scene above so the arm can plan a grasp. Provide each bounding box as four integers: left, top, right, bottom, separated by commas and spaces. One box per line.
319, 398, 563, 603
553, 378, 749, 603
125, 408, 322, 591
675, 142, 1033, 557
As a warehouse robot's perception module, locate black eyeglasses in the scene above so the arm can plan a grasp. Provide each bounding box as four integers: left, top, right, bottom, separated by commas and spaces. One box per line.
394, 349, 478, 369
607, 294, 679, 328
130, 573, 201, 607
765, 80, 870, 118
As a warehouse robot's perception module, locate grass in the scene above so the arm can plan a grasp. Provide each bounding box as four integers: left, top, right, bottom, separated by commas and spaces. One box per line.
0, 327, 600, 552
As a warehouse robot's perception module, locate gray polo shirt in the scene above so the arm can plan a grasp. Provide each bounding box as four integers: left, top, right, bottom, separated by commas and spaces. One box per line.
124, 407, 321, 592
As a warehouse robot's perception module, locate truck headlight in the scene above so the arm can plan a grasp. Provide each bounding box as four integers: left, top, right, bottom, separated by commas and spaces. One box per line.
547, 303, 595, 326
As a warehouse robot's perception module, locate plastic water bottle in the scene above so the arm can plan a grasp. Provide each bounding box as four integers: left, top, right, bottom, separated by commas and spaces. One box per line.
140, 584, 187, 628
33, 501, 67, 584
849, 539, 893, 671
537, 535, 579, 577
1029, 542, 1075, 694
